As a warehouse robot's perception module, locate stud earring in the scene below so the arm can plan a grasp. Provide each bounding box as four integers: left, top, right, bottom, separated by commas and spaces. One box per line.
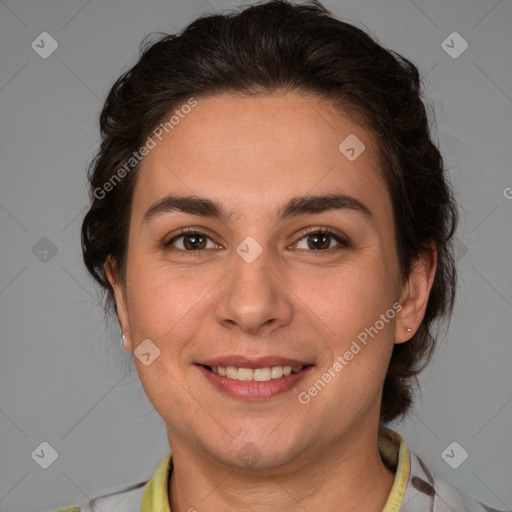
406, 328, 412, 332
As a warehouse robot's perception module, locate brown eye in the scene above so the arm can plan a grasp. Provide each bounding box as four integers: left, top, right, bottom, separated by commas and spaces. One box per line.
165, 230, 215, 251
294, 229, 349, 251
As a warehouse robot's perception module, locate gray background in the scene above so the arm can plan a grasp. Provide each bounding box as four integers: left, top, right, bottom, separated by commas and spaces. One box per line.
0, 0, 511, 511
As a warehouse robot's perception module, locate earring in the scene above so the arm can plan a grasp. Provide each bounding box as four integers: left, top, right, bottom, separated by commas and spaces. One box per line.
406, 328, 412, 332
121, 333, 129, 352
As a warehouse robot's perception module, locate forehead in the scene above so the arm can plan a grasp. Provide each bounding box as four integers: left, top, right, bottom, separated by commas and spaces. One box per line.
133, 92, 391, 223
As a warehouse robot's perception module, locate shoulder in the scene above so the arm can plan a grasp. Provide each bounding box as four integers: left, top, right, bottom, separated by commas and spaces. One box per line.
55, 481, 146, 512
403, 452, 507, 512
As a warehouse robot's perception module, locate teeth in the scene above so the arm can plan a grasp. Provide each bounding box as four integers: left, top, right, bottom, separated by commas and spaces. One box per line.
254, 367, 271, 381
271, 366, 284, 379
237, 367, 253, 381
208, 365, 305, 382
226, 366, 238, 379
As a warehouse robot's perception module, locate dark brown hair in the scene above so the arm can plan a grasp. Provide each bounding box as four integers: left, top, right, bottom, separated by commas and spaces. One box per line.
81, 0, 458, 423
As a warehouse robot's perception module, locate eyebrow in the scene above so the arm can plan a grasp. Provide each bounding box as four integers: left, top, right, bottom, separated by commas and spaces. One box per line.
142, 192, 373, 226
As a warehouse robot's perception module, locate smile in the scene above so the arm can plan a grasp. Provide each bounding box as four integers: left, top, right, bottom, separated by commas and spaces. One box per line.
196, 364, 314, 400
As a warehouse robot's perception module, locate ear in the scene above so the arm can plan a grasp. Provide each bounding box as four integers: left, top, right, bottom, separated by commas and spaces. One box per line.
395, 246, 437, 344
104, 255, 132, 351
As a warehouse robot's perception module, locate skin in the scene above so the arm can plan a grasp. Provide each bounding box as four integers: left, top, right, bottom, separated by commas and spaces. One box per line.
106, 91, 437, 512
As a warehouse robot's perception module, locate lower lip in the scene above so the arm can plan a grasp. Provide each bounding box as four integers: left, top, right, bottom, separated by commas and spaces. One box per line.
196, 364, 314, 400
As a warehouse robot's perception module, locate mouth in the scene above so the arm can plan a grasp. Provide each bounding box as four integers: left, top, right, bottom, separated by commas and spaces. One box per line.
196, 363, 315, 400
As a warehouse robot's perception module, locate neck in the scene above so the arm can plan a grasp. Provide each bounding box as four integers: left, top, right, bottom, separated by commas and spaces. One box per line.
167, 422, 396, 512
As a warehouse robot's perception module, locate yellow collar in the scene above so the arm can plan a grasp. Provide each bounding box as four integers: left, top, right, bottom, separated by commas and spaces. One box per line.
379, 426, 411, 512
141, 426, 410, 512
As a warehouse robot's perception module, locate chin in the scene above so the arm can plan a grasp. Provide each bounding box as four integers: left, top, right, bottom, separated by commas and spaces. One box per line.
207, 430, 304, 470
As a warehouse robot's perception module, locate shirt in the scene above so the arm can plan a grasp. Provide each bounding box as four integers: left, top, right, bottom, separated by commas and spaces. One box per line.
53, 426, 498, 512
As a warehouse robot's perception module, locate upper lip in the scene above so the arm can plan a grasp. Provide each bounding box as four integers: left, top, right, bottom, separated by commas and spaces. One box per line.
197, 356, 313, 369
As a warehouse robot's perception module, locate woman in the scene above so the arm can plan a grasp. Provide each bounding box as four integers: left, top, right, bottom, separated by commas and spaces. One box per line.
58, 1, 496, 510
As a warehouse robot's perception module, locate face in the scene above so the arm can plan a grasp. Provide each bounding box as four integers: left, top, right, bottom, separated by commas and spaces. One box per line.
107, 91, 434, 470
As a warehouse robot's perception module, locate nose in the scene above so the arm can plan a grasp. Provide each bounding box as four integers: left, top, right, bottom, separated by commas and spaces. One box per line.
214, 244, 294, 336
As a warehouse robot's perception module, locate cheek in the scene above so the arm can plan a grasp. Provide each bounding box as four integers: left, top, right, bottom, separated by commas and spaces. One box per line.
293, 257, 393, 330
293, 258, 397, 380
125, 256, 172, 339
125, 258, 215, 347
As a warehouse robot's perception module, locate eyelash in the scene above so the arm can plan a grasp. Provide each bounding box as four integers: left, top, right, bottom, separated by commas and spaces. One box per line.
163, 226, 350, 256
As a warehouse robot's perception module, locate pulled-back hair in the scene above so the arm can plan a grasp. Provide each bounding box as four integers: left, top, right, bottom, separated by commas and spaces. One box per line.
81, 0, 458, 423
